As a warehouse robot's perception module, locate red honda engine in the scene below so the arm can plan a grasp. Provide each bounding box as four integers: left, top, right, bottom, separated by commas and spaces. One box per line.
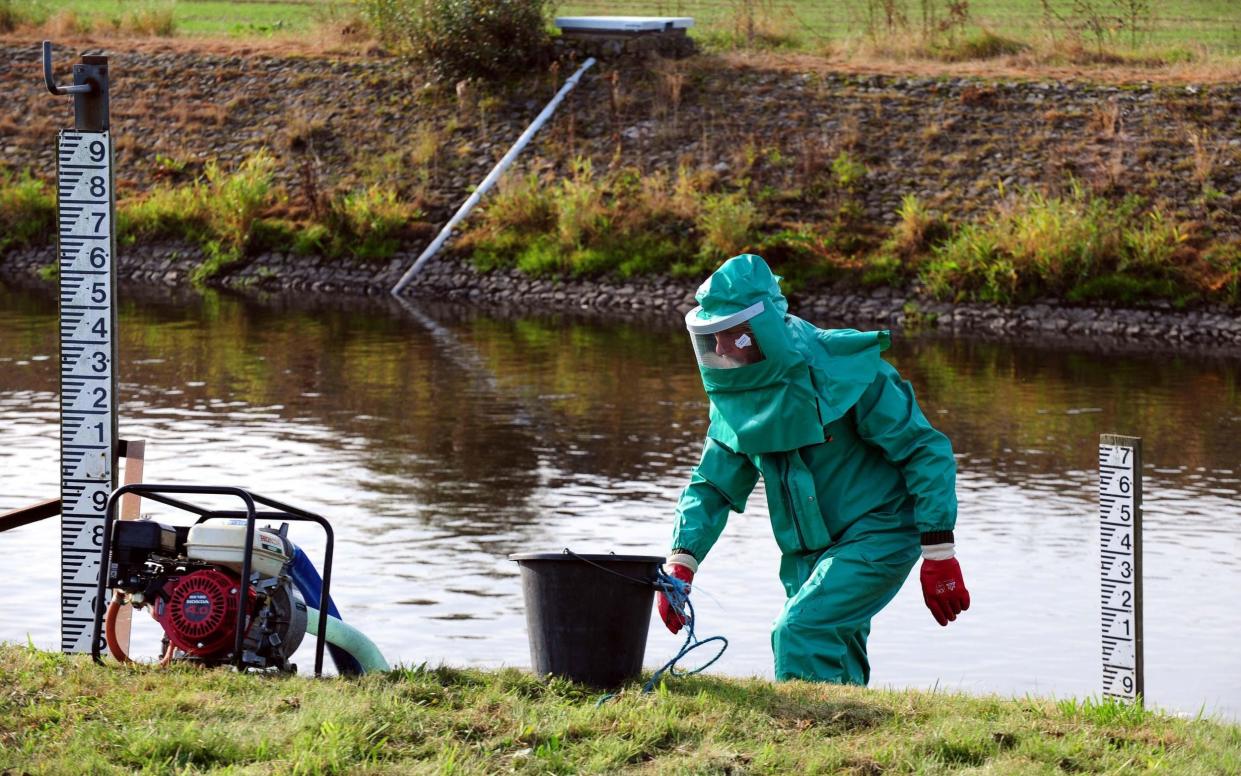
107, 518, 308, 671
155, 568, 256, 659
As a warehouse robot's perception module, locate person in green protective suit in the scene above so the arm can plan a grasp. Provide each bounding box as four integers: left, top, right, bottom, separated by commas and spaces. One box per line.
658, 253, 970, 685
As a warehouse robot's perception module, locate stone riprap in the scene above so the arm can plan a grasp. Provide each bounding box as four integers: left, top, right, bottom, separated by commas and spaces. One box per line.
4, 243, 1240, 350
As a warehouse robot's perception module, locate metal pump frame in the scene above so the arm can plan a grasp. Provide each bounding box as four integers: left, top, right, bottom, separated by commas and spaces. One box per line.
90, 485, 336, 676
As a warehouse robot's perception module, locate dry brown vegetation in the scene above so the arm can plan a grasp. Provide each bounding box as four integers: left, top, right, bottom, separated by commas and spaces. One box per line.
717, 48, 1241, 85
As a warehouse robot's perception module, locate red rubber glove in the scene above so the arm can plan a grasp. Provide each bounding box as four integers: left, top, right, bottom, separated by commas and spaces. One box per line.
658, 562, 694, 635
920, 557, 970, 626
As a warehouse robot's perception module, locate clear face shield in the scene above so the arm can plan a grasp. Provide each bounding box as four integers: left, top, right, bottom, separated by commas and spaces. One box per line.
686, 301, 768, 369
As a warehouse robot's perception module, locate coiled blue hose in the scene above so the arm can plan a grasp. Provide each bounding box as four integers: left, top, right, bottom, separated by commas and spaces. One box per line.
644, 569, 728, 692
560, 549, 728, 702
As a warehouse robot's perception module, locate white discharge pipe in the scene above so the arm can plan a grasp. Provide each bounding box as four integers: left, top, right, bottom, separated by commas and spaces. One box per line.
391, 57, 597, 296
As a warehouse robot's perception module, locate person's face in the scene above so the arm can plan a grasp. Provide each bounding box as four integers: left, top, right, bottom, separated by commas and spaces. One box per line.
713, 325, 763, 365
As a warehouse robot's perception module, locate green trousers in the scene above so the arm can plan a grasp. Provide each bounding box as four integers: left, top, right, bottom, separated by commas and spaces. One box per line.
771, 526, 921, 685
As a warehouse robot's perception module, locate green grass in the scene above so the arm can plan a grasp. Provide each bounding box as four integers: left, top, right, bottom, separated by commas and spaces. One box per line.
17, 0, 340, 37
0, 152, 419, 282
913, 184, 1223, 305
0, 170, 55, 253
2, 155, 1234, 307
561, 0, 1241, 56
10, 0, 1240, 56
461, 160, 710, 278
1, 644, 1239, 774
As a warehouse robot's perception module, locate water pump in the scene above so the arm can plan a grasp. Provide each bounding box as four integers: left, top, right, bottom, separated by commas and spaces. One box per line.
106, 517, 308, 670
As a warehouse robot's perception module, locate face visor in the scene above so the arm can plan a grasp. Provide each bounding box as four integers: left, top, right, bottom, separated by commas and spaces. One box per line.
685, 301, 768, 369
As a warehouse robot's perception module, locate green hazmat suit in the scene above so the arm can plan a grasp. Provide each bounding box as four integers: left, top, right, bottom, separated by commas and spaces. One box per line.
672, 254, 957, 685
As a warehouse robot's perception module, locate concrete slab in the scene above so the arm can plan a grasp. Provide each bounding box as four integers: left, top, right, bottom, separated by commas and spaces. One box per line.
554, 16, 694, 34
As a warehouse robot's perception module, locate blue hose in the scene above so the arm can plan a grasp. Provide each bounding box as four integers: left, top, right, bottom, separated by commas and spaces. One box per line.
290, 545, 364, 676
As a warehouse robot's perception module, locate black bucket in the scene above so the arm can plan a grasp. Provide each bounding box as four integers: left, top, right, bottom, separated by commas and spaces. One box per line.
510, 551, 662, 688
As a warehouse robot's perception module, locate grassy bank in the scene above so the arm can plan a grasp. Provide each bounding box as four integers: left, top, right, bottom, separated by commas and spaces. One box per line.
567, 0, 1241, 54
0, 0, 338, 38
3, 156, 1238, 305
4, 0, 1239, 67
460, 162, 1241, 308
0, 156, 421, 285
2, 644, 1238, 774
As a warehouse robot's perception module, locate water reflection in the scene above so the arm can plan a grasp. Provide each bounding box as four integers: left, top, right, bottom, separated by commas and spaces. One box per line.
1, 281, 1238, 719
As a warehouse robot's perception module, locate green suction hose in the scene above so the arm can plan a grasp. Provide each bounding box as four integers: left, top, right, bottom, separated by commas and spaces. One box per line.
305, 606, 390, 673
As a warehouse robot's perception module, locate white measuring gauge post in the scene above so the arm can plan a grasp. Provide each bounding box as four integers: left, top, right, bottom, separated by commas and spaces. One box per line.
58, 131, 118, 653
1098, 434, 1144, 703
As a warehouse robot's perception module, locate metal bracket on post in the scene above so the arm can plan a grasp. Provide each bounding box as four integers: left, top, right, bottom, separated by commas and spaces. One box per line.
45, 39, 119, 654
43, 41, 110, 132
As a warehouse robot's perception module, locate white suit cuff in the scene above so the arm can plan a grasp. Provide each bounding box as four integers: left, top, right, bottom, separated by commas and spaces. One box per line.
665, 553, 699, 574
921, 543, 955, 561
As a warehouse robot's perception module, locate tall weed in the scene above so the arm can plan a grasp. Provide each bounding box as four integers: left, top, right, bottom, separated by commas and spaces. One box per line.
488, 172, 555, 233
888, 194, 946, 257
696, 192, 758, 264
114, 3, 176, 36
203, 150, 277, 255
700, 0, 798, 50
0, 171, 55, 252
360, 0, 551, 81
921, 224, 1014, 300
1201, 241, 1241, 305
1122, 209, 1187, 269
118, 184, 207, 243
0, 0, 30, 32
44, 9, 93, 35
928, 30, 1027, 61
117, 152, 276, 283
918, 184, 1204, 303
553, 159, 607, 250
463, 162, 714, 277
318, 185, 417, 260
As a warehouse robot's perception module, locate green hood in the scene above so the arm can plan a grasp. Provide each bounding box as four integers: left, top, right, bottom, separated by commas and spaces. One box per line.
692, 254, 891, 454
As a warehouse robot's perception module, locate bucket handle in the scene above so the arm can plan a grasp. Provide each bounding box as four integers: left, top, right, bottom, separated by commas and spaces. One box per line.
560, 548, 659, 588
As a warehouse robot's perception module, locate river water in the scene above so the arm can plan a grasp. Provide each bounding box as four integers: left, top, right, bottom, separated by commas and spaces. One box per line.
2, 282, 1239, 720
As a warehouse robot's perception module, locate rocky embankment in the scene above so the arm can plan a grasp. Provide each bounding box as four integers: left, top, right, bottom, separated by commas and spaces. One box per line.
2, 40, 1240, 346
3, 42, 1238, 231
